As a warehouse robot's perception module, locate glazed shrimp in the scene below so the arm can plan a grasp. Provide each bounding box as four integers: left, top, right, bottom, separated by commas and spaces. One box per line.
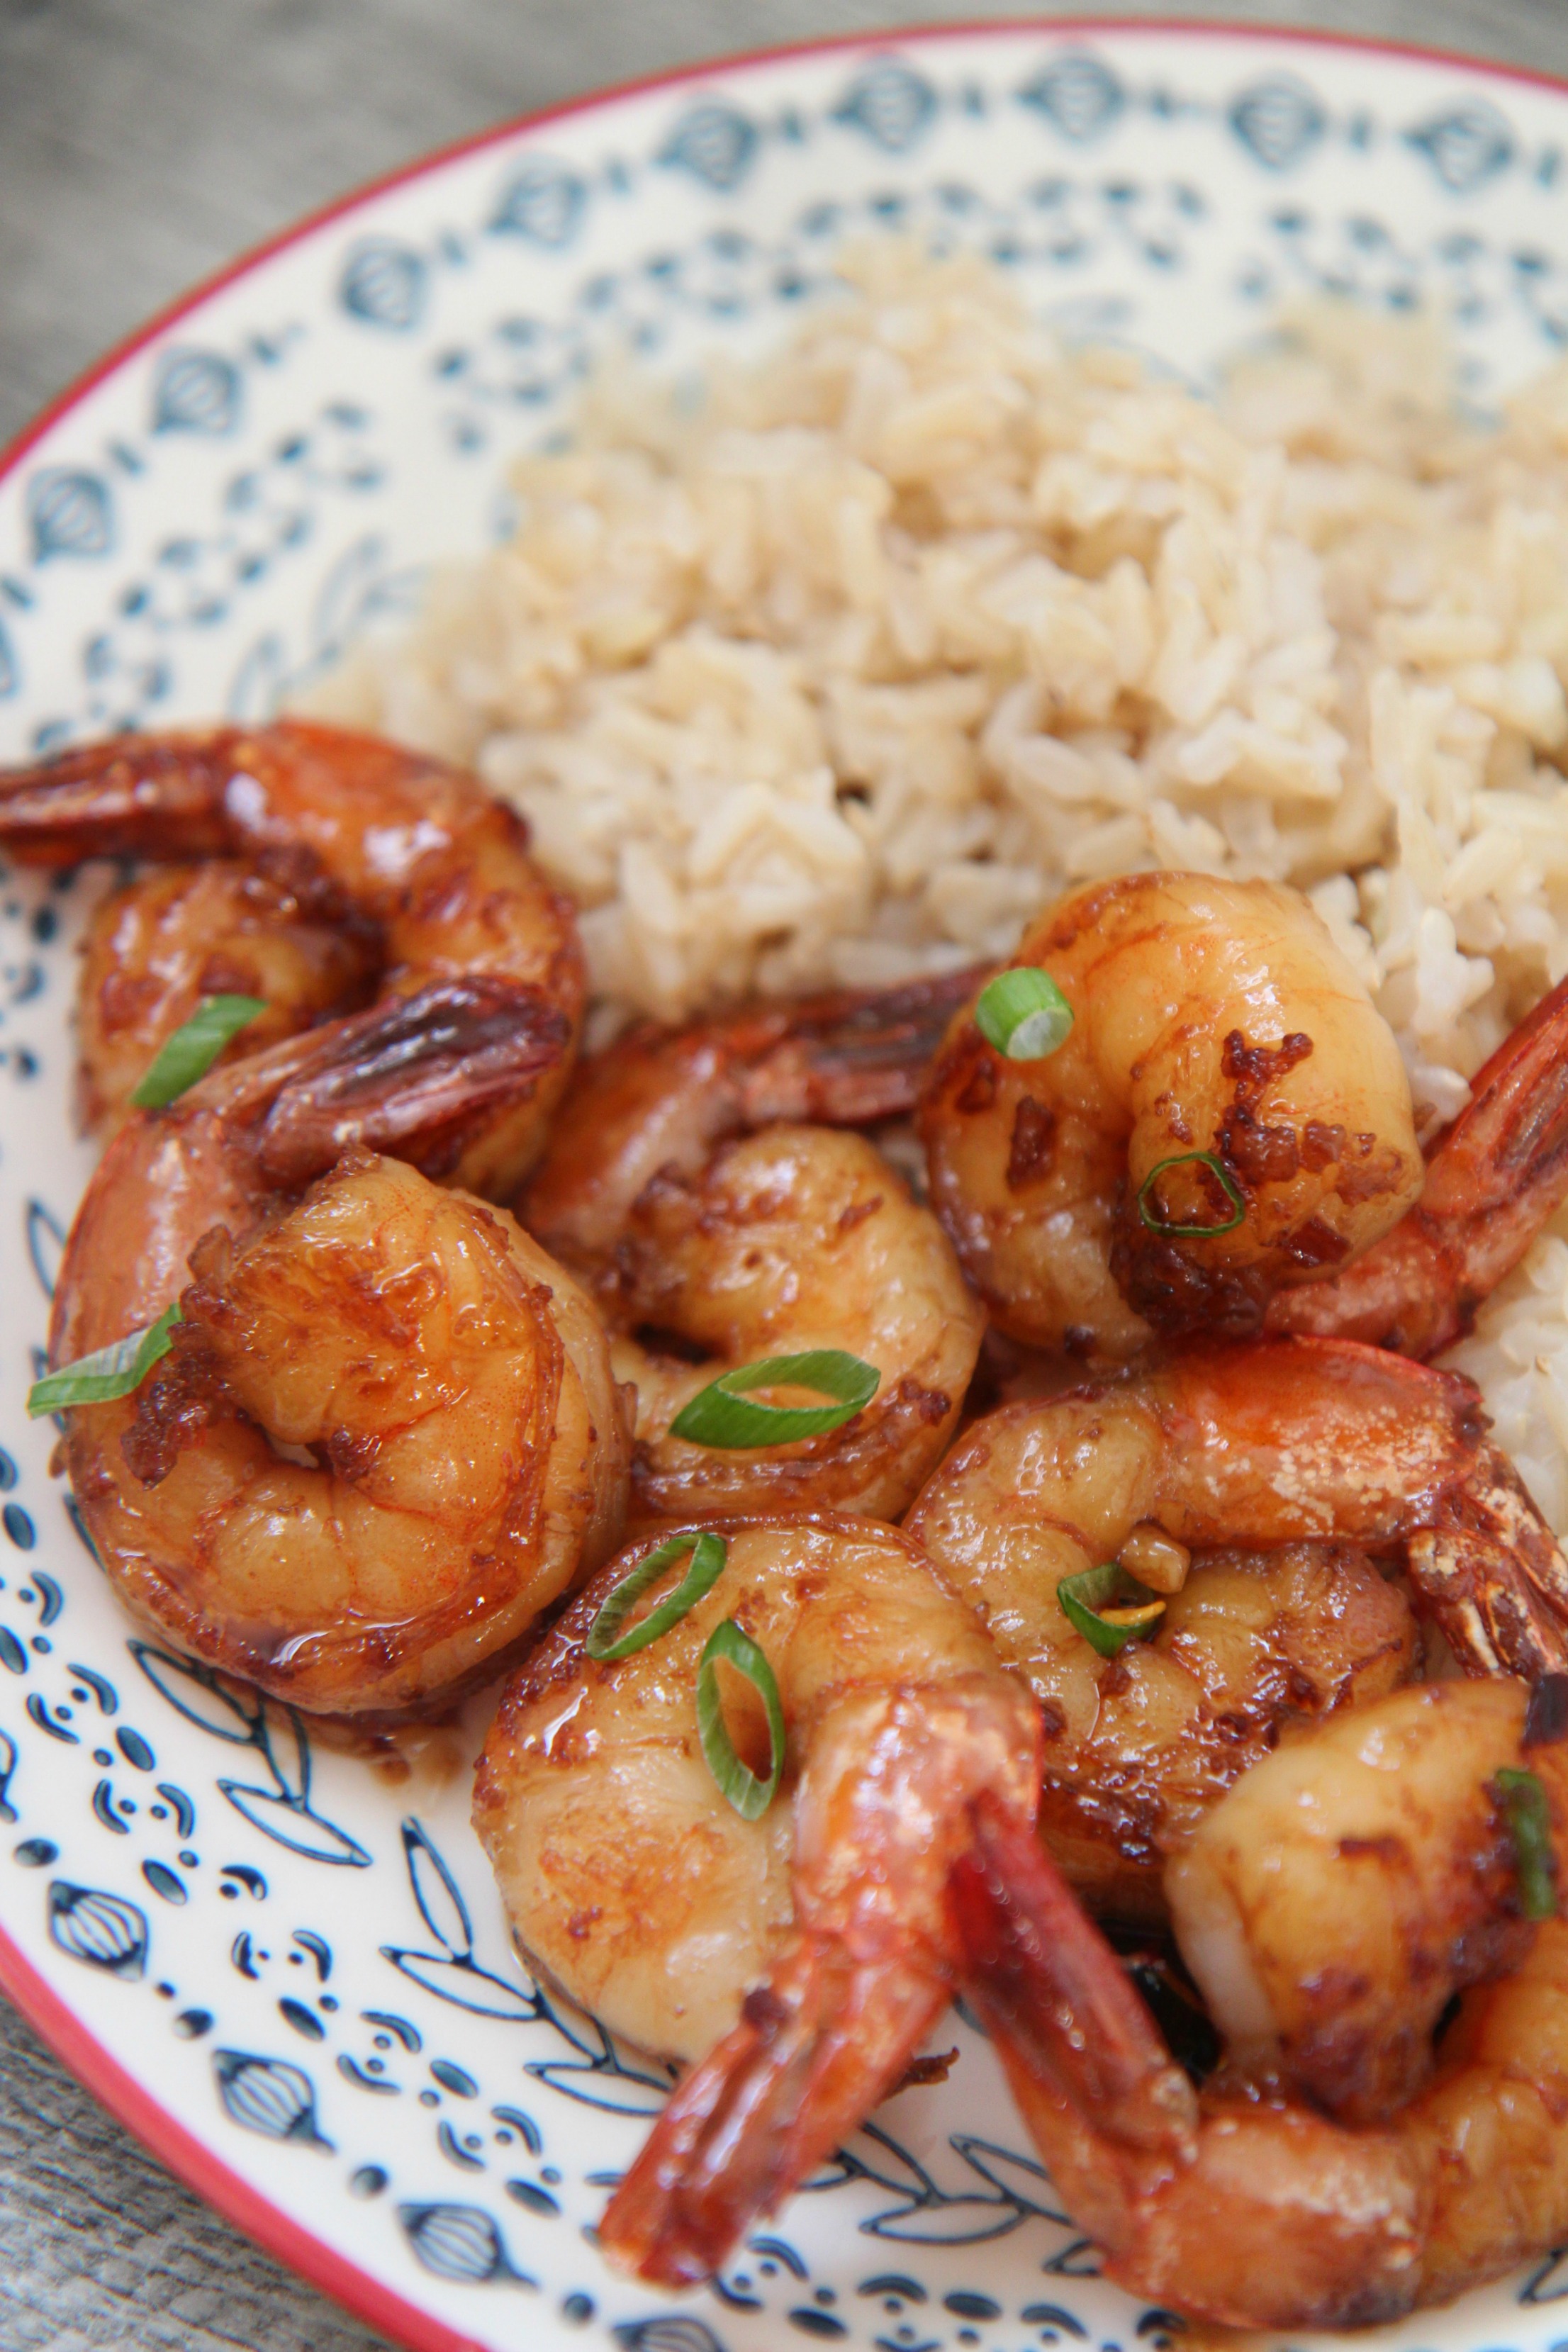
1269, 969, 1568, 1357
48, 1005, 629, 1718
906, 1338, 1568, 1920
0, 719, 585, 1193
952, 1677, 1568, 2328
919, 872, 1423, 1360
473, 1513, 1043, 2285
75, 856, 377, 1133
523, 966, 983, 1267
525, 1005, 986, 1518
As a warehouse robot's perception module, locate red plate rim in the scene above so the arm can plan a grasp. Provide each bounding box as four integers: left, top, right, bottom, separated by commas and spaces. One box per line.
6, 16, 1568, 2348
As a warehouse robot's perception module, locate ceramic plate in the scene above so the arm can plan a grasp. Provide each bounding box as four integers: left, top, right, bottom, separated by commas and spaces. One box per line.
6, 23, 1568, 2352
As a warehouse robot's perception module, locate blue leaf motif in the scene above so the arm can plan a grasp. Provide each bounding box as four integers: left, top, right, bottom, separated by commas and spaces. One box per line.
306, 534, 419, 668
217, 1779, 371, 1866
225, 632, 288, 723
397, 2201, 534, 2285
213, 2049, 333, 2148
953, 2133, 1068, 2219
383, 1815, 540, 2017
0, 1727, 15, 1825
1407, 101, 1515, 193
131, 1642, 369, 1864
341, 239, 427, 332
0, 618, 16, 699
491, 159, 588, 247
863, 2194, 1025, 2246
1228, 76, 1326, 172
25, 1200, 66, 1302
154, 348, 242, 435
832, 58, 937, 155
404, 1815, 475, 1954
28, 469, 113, 562
47, 1881, 148, 1978
1019, 52, 1124, 144
660, 101, 758, 192
132, 1642, 258, 1744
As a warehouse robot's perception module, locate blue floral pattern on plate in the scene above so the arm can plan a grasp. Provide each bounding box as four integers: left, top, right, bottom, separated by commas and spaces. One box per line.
4, 26, 1568, 2352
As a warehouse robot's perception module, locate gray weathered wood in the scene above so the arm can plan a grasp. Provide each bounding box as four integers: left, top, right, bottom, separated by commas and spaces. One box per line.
0, 1988, 394, 2350
1, 1, 1565, 2344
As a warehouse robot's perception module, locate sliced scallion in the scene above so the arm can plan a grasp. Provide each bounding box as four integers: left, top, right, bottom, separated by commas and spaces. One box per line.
975, 968, 1074, 1062
670, 1349, 879, 1449
697, 1618, 785, 1820
583, 1529, 727, 1662
1136, 1150, 1246, 1238
130, 994, 267, 1110
27, 1301, 182, 1418
1058, 1561, 1165, 1659
1495, 1765, 1559, 1921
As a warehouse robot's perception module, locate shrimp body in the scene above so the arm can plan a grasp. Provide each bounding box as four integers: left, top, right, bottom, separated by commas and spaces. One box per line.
952, 1678, 1568, 2328
525, 1003, 986, 1521
0, 721, 585, 1192
77, 1151, 628, 1718
906, 1339, 1568, 1917
49, 983, 626, 1717
474, 1514, 1041, 2283
604, 1127, 982, 1520
919, 873, 1422, 1360
77, 858, 377, 1134
523, 967, 982, 1269
1169, 1679, 1540, 2122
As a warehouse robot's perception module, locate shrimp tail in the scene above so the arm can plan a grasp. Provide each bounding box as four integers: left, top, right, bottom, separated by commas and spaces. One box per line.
201, 978, 571, 1187
0, 729, 239, 862
1409, 1438, 1568, 1679
1268, 973, 1568, 1358
950, 1796, 1198, 2235
732, 967, 990, 1128
950, 1802, 1428, 2331
598, 1928, 949, 2288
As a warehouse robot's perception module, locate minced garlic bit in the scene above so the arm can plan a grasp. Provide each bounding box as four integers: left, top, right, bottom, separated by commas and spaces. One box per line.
1118, 1523, 1191, 1596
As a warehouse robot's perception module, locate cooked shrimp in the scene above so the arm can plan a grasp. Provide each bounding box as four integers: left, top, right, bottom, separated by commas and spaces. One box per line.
527, 1023, 985, 1518
906, 1338, 1568, 1919
952, 1677, 1568, 2328
76, 856, 376, 1133
523, 966, 982, 1267
1269, 969, 1568, 1357
919, 872, 1423, 1360
1167, 1677, 1550, 2122
48, 999, 627, 1718
0, 719, 585, 1194
473, 1512, 1043, 2285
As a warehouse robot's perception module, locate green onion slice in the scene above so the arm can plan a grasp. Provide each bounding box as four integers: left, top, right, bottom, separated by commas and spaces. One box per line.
27, 1301, 183, 1418
584, 1530, 727, 1662
1058, 1561, 1166, 1659
1496, 1765, 1559, 1921
670, 1349, 880, 1449
975, 968, 1074, 1062
130, 995, 267, 1110
698, 1618, 786, 1820
1136, 1150, 1247, 1238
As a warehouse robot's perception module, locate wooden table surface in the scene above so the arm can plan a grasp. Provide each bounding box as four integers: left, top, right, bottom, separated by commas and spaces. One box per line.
3, 1, 1567, 2344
